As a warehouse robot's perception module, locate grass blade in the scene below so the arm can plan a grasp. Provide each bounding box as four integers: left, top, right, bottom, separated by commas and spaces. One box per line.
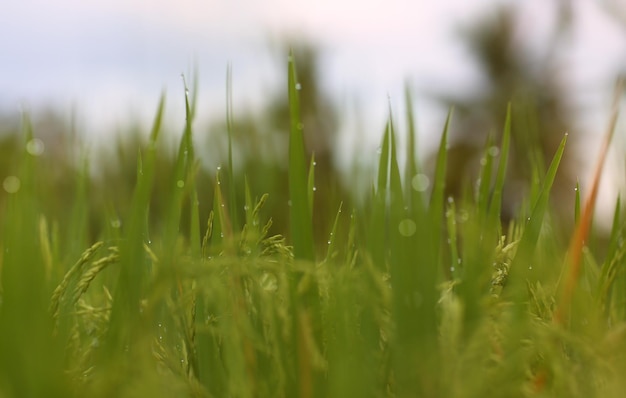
555, 78, 623, 325
287, 51, 315, 261
104, 94, 165, 355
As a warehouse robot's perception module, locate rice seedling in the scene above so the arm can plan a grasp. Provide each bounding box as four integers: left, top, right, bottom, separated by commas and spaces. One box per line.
0, 58, 625, 398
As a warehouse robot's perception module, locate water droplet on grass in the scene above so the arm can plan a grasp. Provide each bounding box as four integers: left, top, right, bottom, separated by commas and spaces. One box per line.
177, 180, 185, 188
398, 219, 417, 237
110, 219, 121, 228
411, 174, 430, 192
295, 83, 302, 90
2, 176, 20, 193
488, 146, 500, 157
26, 138, 44, 156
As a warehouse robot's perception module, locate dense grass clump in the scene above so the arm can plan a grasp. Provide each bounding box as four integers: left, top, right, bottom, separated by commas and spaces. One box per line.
0, 60, 625, 398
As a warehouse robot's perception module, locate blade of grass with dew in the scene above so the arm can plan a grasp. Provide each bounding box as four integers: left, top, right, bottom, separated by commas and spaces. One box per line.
476, 132, 495, 218
308, 153, 315, 217
508, 133, 567, 284
287, 53, 326, 398
103, 94, 165, 357
368, 121, 391, 270
388, 112, 440, 395
209, 171, 230, 252
574, 180, 581, 225
430, 109, 452, 276
324, 202, 342, 264
190, 180, 201, 259
388, 115, 403, 203
162, 78, 195, 250
287, 51, 314, 262
555, 78, 623, 325
404, 84, 418, 206
446, 197, 460, 280
487, 103, 512, 237
226, 64, 239, 231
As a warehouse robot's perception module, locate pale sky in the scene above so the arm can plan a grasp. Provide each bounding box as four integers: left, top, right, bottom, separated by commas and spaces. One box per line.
1, 0, 625, 163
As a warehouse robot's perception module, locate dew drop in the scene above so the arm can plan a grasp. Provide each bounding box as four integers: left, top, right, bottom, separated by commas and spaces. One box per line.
297, 122, 304, 130
2, 176, 20, 194
26, 138, 45, 156
480, 157, 487, 166
487, 146, 500, 157
295, 83, 302, 90
312, 187, 316, 191
287, 200, 292, 207
217, 165, 222, 171
411, 174, 430, 192
398, 219, 417, 237
110, 219, 121, 228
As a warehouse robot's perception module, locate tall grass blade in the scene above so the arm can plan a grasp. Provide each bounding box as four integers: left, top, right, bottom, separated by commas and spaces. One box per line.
404, 85, 418, 206
287, 51, 315, 261
555, 78, 623, 325
368, 122, 391, 270
509, 133, 567, 284
488, 103, 512, 235
308, 153, 315, 217
226, 64, 239, 231
104, 94, 165, 355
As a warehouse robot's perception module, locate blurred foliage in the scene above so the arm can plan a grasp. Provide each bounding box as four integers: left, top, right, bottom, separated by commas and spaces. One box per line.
433, 4, 578, 230
203, 41, 349, 250
0, 40, 349, 258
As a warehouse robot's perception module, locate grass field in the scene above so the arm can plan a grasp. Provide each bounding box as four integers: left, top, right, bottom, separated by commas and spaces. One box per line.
1, 59, 626, 397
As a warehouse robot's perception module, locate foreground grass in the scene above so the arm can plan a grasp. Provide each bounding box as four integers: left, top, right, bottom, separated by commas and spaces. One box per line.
0, 62, 625, 397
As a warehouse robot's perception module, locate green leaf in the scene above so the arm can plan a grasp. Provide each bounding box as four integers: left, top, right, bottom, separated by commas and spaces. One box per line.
287, 51, 315, 261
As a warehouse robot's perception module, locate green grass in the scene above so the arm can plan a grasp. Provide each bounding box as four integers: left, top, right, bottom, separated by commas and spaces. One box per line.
1, 62, 626, 398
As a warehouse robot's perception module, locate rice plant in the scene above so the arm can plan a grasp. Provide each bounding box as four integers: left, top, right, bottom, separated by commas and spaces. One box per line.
0, 58, 625, 398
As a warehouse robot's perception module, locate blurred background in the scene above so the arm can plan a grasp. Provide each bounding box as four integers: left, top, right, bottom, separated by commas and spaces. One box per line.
1, 0, 626, 244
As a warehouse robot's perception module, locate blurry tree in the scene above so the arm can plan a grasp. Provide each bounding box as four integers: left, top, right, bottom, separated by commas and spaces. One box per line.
432, 3, 579, 229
